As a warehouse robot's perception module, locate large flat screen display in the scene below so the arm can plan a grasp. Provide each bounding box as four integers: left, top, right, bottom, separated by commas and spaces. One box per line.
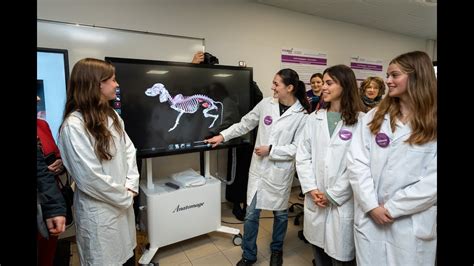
37, 47, 69, 143
106, 57, 254, 158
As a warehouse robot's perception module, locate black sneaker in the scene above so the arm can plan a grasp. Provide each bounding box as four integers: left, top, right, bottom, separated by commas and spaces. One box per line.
236, 258, 256, 266
270, 251, 283, 266
232, 205, 246, 221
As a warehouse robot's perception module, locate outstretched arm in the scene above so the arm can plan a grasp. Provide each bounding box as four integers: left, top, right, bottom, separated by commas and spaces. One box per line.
215, 99, 264, 143
205, 134, 224, 148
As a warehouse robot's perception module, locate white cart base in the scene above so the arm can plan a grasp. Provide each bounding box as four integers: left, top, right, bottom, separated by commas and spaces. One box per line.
138, 175, 240, 265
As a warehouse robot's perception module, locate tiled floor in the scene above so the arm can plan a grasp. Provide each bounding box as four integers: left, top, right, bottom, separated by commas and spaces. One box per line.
68, 187, 313, 265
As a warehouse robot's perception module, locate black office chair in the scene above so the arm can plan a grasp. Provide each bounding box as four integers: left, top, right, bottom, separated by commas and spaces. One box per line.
288, 201, 304, 225
289, 173, 309, 244
289, 199, 309, 244
289, 172, 305, 225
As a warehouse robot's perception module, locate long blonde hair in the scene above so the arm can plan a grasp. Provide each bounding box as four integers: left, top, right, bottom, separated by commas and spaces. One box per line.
62, 58, 123, 161
369, 51, 437, 145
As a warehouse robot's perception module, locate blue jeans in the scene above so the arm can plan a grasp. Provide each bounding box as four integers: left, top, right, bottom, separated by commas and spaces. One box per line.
241, 193, 289, 261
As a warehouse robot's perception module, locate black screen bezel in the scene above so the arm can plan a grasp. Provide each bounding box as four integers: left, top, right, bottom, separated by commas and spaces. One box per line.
105, 56, 255, 158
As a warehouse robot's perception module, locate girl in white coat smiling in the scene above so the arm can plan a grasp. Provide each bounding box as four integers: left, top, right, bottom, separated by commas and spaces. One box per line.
58, 58, 139, 266
347, 51, 437, 265
296, 64, 364, 266
205, 68, 310, 266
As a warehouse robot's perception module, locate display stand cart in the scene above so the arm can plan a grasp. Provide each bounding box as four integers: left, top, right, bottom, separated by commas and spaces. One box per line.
138, 151, 242, 265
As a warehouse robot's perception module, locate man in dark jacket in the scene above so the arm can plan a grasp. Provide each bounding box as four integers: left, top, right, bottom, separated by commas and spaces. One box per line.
191, 52, 263, 221
37, 142, 67, 238
225, 81, 263, 220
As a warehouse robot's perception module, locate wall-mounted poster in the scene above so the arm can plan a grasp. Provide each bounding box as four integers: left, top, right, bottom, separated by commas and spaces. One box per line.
281, 47, 327, 91
350, 56, 384, 87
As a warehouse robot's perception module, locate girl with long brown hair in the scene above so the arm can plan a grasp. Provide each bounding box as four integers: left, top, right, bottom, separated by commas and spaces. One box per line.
58, 58, 139, 265
297, 64, 364, 266
347, 51, 437, 265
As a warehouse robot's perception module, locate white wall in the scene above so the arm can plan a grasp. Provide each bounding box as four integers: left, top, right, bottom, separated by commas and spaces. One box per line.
37, 21, 204, 70
38, 0, 427, 98
38, 0, 428, 180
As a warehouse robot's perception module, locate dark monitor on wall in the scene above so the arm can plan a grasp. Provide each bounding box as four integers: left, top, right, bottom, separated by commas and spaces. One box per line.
105, 57, 254, 158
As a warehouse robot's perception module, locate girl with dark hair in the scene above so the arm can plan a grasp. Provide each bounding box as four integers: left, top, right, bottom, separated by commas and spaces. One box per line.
205, 68, 309, 266
347, 51, 437, 265
58, 58, 140, 266
296, 64, 364, 266
307, 72, 324, 112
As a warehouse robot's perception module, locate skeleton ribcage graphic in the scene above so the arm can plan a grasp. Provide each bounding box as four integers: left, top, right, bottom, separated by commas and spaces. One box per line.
172, 98, 200, 113
145, 84, 222, 132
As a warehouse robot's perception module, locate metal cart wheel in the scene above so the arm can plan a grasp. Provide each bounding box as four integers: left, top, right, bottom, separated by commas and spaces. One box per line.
233, 233, 243, 246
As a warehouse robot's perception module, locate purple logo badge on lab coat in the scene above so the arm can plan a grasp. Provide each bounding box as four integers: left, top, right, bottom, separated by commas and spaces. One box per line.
375, 133, 390, 147
339, 129, 352, 140
264, 116, 273, 125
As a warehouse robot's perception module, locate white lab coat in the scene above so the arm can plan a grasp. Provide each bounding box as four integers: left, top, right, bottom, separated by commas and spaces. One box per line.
347, 108, 437, 266
220, 97, 307, 210
58, 111, 140, 265
296, 110, 361, 261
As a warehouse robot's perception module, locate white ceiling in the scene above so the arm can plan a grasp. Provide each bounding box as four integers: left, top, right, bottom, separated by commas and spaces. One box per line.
255, 0, 437, 40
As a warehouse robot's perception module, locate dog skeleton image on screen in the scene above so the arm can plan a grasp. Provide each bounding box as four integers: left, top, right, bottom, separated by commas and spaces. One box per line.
145, 83, 223, 132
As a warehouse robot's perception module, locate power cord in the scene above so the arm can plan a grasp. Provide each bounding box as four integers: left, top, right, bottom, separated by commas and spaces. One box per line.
213, 148, 236, 185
